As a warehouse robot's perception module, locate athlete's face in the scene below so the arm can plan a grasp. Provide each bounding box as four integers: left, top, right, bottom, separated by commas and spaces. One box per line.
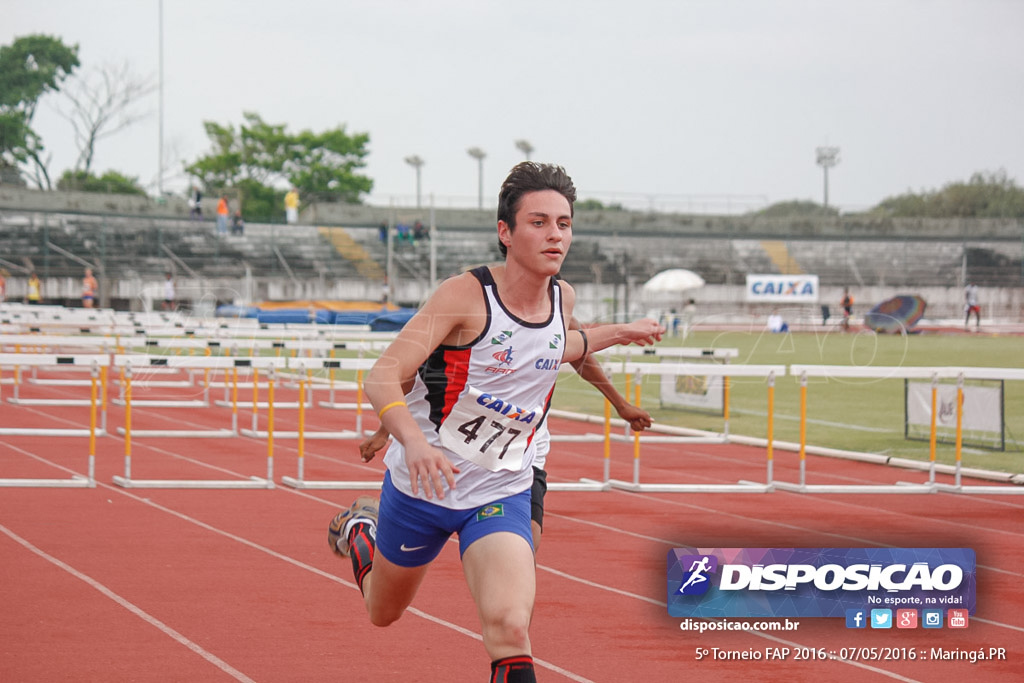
499, 189, 572, 275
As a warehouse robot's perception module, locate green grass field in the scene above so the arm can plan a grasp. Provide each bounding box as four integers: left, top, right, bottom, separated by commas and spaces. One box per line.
549, 329, 1024, 475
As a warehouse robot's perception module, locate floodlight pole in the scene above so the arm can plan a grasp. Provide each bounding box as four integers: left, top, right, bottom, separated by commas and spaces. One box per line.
404, 155, 424, 208
157, 0, 164, 196
467, 147, 486, 210
515, 139, 534, 160
815, 146, 840, 209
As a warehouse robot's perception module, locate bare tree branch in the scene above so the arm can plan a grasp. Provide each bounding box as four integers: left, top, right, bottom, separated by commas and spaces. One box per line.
55, 61, 156, 175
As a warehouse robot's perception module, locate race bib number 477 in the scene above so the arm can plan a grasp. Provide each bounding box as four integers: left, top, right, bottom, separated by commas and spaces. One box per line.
438, 385, 539, 472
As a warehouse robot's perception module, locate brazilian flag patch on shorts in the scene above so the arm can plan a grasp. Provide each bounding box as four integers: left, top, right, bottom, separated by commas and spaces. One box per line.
476, 503, 504, 521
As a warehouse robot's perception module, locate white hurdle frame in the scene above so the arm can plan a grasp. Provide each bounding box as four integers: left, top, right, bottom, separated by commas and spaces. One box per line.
280, 356, 382, 490
600, 361, 785, 493
111, 354, 277, 438
784, 365, 1024, 495
110, 355, 286, 489
0, 353, 107, 487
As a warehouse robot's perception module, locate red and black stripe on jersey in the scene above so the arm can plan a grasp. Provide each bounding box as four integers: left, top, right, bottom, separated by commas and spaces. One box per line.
418, 346, 472, 431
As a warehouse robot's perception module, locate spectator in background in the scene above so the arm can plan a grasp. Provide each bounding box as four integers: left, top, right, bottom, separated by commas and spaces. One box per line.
82, 268, 98, 308
0, 268, 7, 303
231, 210, 245, 235
680, 298, 697, 337
284, 187, 299, 224
413, 219, 428, 241
162, 272, 175, 311
26, 272, 41, 304
841, 287, 854, 331
767, 310, 789, 333
189, 185, 203, 220
378, 221, 388, 243
216, 194, 230, 234
964, 282, 981, 331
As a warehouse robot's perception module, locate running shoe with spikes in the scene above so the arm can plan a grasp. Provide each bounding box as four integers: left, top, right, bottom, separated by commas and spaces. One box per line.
327, 496, 379, 558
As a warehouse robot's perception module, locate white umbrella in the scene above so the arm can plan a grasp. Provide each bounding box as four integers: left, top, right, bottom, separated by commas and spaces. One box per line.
642, 268, 705, 293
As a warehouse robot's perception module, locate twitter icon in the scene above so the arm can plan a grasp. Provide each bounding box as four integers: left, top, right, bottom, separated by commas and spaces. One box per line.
870, 609, 892, 629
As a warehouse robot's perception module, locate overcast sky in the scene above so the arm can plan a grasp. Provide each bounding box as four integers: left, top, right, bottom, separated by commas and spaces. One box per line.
5, 0, 1023, 213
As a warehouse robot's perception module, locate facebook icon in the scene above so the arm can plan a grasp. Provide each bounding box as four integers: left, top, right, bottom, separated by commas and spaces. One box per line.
846, 609, 867, 629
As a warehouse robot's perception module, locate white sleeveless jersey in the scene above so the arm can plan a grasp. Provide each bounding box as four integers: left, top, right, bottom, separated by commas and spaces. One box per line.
383, 267, 567, 509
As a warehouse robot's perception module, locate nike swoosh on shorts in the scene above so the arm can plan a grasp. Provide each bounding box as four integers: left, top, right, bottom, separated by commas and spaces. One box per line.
400, 544, 427, 552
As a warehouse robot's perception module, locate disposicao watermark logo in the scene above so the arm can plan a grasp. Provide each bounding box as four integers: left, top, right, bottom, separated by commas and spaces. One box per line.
667, 548, 976, 619
677, 555, 718, 595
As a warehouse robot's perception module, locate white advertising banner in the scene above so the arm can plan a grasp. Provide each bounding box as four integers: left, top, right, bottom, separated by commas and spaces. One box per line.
906, 381, 1003, 448
745, 274, 820, 303
660, 370, 724, 413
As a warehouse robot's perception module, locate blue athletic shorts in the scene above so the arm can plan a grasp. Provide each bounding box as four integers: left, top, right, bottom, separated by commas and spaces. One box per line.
376, 470, 533, 568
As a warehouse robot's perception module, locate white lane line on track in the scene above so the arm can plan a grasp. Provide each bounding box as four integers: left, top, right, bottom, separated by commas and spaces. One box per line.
100, 482, 920, 683
0, 524, 257, 683
548, 491, 1024, 580
6, 410, 1018, 679
94, 481, 594, 683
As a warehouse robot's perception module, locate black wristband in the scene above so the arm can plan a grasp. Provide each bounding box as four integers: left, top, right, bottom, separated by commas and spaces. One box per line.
579, 329, 589, 357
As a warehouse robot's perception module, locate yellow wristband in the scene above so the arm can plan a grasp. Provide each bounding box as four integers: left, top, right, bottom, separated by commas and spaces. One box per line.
377, 400, 407, 420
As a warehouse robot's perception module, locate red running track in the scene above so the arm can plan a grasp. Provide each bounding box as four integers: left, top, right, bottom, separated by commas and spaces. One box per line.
1, 373, 1022, 682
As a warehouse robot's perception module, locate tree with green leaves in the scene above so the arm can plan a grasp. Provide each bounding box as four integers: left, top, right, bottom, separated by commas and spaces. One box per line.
754, 199, 839, 218
185, 112, 372, 221
873, 170, 1024, 218
57, 169, 146, 195
0, 34, 80, 189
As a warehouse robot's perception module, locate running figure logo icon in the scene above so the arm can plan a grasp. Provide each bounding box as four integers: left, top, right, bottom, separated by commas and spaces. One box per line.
677, 555, 718, 595
492, 347, 514, 365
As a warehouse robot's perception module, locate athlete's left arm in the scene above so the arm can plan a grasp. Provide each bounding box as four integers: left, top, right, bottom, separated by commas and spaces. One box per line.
568, 317, 652, 432
558, 280, 664, 367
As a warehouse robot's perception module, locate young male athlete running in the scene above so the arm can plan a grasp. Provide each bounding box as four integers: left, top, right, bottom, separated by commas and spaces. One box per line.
357, 328, 653, 551
328, 162, 663, 683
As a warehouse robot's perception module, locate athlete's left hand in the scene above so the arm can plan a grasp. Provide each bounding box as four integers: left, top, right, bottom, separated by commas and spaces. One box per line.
617, 403, 652, 432
359, 427, 390, 463
621, 318, 665, 346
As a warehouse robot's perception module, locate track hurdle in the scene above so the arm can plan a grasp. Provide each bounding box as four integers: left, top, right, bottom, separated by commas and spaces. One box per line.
280, 357, 383, 490
0, 354, 106, 488
110, 354, 285, 489
0, 353, 109, 437
599, 361, 784, 493
256, 356, 376, 440
784, 365, 1024, 495
112, 354, 284, 438
0, 334, 117, 399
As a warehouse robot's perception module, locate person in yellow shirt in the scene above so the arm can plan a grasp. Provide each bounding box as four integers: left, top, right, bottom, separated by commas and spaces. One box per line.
284, 187, 299, 224
27, 272, 41, 304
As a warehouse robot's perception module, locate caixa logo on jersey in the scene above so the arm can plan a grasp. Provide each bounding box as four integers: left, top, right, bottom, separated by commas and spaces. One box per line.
667, 548, 976, 618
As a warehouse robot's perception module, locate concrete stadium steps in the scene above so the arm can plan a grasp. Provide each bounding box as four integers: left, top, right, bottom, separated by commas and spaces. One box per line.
760, 240, 804, 275
317, 226, 385, 280
2, 209, 1021, 307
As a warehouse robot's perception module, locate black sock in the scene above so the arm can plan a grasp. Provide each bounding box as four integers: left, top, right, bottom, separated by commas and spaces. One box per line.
490, 655, 536, 683
348, 522, 375, 594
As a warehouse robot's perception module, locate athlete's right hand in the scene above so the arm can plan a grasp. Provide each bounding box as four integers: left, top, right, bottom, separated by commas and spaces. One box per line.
404, 440, 459, 500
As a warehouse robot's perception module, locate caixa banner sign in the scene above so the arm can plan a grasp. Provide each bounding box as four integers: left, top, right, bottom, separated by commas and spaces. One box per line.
667, 548, 976, 618
745, 275, 819, 303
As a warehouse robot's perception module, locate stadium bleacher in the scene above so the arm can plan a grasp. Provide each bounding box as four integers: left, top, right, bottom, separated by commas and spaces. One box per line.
1, 201, 1021, 320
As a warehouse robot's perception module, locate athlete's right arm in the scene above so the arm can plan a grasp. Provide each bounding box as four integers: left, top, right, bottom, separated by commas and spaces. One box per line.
364, 274, 483, 499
